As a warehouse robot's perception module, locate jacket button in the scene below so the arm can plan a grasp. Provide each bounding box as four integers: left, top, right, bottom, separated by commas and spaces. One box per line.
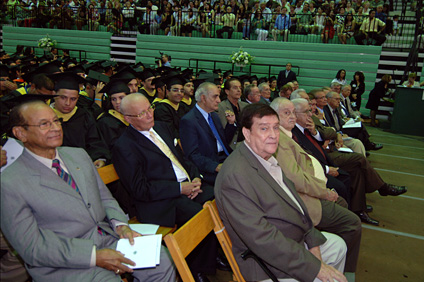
87, 203, 91, 208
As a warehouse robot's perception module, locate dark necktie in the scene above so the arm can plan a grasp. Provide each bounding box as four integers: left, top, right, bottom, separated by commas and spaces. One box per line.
208, 113, 229, 156
304, 129, 327, 161
52, 159, 80, 193
343, 99, 351, 118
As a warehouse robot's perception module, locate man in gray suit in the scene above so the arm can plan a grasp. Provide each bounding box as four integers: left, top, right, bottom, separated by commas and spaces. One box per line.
1, 101, 176, 282
215, 103, 347, 282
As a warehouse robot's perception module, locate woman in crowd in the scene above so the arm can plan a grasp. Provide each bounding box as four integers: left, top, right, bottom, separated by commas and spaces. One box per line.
402, 73, 420, 88
312, 7, 325, 34
350, 71, 365, 111
340, 12, 355, 44
160, 7, 174, 36
198, 9, 211, 37
332, 69, 347, 85
182, 8, 196, 37
366, 74, 392, 127
252, 9, 268, 41
321, 10, 335, 43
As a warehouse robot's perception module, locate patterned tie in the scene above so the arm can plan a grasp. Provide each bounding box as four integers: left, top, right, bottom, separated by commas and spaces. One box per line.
304, 129, 327, 161
149, 131, 191, 181
52, 159, 80, 193
333, 109, 341, 131
208, 114, 229, 156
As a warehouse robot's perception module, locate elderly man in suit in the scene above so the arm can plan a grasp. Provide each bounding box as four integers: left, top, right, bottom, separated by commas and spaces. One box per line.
1, 100, 176, 282
180, 82, 235, 185
270, 98, 361, 277
277, 62, 297, 89
292, 98, 407, 226
215, 103, 347, 282
112, 93, 220, 282
217, 78, 248, 149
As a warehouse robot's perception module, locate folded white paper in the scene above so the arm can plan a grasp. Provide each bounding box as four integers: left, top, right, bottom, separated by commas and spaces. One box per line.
116, 234, 162, 269
129, 223, 159, 235
342, 121, 362, 128
338, 147, 353, 153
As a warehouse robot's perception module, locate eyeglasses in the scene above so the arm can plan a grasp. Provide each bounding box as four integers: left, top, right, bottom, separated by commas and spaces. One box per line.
316, 96, 326, 100
295, 109, 312, 114
171, 88, 185, 93
124, 104, 155, 118
22, 118, 62, 130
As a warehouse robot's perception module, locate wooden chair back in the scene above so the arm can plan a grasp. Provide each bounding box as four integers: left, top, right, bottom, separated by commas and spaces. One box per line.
97, 164, 119, 185
164, 207, 215, 282
204, 200, 246, 282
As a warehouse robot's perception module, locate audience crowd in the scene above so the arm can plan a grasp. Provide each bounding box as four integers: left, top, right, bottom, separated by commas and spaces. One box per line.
0, 38, 411, 282
1, 0, 406, 45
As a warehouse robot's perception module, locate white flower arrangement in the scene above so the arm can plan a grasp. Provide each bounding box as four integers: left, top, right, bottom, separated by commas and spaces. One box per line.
38, 34, 57, 50
230, 47, 254, 66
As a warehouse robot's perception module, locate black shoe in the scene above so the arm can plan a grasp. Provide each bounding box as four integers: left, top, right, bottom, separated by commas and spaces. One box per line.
194, 272, 210, 282
366, 205, 373, 213
379, 184, 407, 196
356, 211, 379, 226
366, 151, 370, 157
367, 142, 383, 150
216, 256, 231, 271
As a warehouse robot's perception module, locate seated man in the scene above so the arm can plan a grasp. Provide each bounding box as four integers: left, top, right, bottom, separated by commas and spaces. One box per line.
292, 98, 407, 225
180, 82, 235, 185
217, 78, 247, 149
215, 103, 348, 282
242, 84, 261, 104
258, 82, 272, 105
270, 98, 361, 276
1, 100, 176, 282
112, 93, 218, 282
216, 6, 236, 39
272, 6, 291, 42
354, 9, 386, 46
50, 72, 110, 167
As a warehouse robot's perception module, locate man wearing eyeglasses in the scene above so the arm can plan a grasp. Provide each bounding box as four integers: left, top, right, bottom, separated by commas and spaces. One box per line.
154, 75, 191, 138
112, 93, 218, 282
1, 100, 176, 282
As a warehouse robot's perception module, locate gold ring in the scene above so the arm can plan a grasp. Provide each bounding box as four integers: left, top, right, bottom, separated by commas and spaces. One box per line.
116, 269, 120, 274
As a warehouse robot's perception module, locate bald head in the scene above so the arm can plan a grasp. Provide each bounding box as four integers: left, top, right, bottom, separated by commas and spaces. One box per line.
120, 93, 149, 115
121, 93, 155, 131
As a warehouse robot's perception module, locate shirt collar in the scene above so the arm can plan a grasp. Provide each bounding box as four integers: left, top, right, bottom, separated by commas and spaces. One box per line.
295, 123, 305, 133
244, 141, 280, 171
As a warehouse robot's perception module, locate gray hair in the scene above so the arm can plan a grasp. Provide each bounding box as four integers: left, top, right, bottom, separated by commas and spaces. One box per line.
244, 84, 256, 97
326, 91, 339, 99
258, 82, 269, 92
194, 82, 217, 102
291, 98, 309, 111
270, 97, 291, 113
341, 84, 351, 90
330, 82, 341, 88
290, 89, 307, 100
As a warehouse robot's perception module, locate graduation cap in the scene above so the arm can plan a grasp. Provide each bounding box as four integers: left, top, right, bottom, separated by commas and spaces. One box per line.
140, 68, 156, 81
68, 64, 86, 75
110, 66, 137, 81
64, 58, 78, 69
86, 70, 110, 85
249, 75, 258, 83
132, 61, 145, 70
223, 70, 233, 78
269, 76, 277, 82
3, 93, 58, 108
162, 74, 186, 89
0, 64, 10, 77
114, 62, 130, 73
85, 63, 104, 73
49, 72, 86, 91
21, 64, 39, 75
100, 60, 117, 68
22, 62, 62, 83
258, 77, 268, 84
213, 69, 222, 75
100, 79, 131, 95
239, 75, 250, 85
152, 76, 166, 89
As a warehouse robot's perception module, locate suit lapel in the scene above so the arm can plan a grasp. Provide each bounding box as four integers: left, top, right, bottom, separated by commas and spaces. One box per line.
128, 125, 166, 157
194, 107, 215, 140
58, 148, 89, 201
240, 144, 304, 215
21, 150, 82, 200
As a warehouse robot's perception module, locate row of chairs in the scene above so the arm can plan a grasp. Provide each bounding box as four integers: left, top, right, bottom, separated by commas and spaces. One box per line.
97, 164, 277, 282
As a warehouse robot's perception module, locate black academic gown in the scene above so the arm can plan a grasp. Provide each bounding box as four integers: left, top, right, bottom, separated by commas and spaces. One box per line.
154, 100, 190, 138
97, 110, 128, 151
60, 107, 110, 162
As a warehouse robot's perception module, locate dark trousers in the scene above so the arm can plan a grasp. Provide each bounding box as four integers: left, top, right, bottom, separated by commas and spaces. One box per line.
317, 199, 362, 272
328, 151, 385, 212
217, 26, 234, 39
354, 32, 386, 46
327, 170, 351, 207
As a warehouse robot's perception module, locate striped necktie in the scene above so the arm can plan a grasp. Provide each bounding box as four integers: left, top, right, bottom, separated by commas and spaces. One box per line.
52, 159, 80, 193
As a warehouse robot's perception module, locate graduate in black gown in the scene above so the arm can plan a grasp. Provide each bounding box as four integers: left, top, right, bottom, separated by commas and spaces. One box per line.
49, 72, 110, 167
97, 79, 131, 151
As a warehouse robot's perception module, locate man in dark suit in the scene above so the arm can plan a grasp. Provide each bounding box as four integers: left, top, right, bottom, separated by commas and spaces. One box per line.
112, 93, 218, 282
215, 103, 348, 282
180, 82, 235, 185
1, 100, 176, 282
292, 98, 407, 226
324, 91, 382, 151
277, 62, 297, 89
